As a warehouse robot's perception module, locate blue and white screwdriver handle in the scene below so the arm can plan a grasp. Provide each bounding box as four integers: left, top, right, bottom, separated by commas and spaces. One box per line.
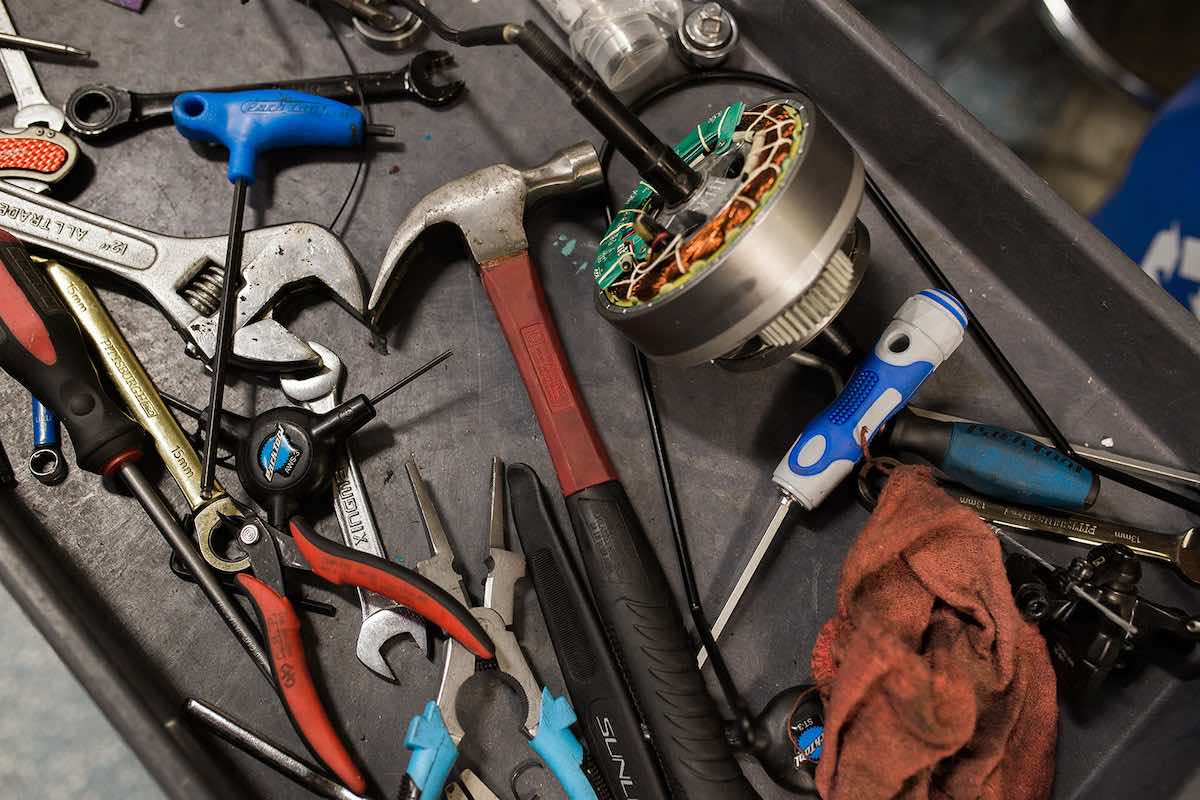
773, 290, 968, 510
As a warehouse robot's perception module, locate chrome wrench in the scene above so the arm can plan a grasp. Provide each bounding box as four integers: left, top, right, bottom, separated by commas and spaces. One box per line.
0, 0, 66, 193
0, 2, 63, 130
279, 342, 430, 680
0, 180, 364, 371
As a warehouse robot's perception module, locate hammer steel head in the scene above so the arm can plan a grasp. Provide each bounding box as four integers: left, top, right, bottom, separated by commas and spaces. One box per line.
367, 142, 602, 324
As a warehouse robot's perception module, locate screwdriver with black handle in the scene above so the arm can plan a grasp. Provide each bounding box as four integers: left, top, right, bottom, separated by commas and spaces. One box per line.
0, 230, 272, 680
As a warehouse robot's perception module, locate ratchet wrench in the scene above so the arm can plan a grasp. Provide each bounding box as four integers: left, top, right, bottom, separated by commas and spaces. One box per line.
0, 180, 364, 371
66, 50, 464, 138
279, 342, 431, 680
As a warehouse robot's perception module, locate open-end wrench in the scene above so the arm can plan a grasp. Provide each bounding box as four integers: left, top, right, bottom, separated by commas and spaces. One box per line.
279, 342, 430, 680
949, 486, 1200, 585
65, 51, 464, 138
0, 180, 364, 371
0, 1, 73, 194
0, 1, 64, 131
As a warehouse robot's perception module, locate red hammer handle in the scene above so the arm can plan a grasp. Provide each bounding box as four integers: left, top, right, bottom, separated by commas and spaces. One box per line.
479, 251, 617, 496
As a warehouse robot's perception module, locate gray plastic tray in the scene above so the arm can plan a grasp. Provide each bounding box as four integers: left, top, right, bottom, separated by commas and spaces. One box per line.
1, 0, 1198, 798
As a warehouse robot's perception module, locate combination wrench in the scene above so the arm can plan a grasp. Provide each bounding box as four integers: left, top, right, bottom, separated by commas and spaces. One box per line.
0, 180, 364, 371
0, 0, 73, 194
280, 342, 430, 680
949, 486, 1200, 585
65, 50, 463, 138
0, 1, 63, 131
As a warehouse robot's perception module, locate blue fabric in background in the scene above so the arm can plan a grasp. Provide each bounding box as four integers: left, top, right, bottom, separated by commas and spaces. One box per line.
1093, 75, 1200, 318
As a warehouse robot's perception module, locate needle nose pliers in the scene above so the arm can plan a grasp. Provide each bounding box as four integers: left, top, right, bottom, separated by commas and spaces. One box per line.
398, 456, 597, 800
227, 513, 495, 795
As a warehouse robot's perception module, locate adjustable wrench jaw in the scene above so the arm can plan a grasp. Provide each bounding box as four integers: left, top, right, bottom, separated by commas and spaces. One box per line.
0, 181, 364, 371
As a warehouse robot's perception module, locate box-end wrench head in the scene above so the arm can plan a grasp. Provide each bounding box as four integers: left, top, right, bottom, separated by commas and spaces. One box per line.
279, 342, 431, 677
0, 181, 364, 370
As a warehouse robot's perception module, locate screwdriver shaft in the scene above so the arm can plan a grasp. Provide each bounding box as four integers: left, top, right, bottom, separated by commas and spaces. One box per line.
699, 494, 794, 668
118, 461, 271, 681
0, 31, 89, 59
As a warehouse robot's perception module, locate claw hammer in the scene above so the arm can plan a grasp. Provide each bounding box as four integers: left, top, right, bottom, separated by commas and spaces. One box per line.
369, 144, 754, 800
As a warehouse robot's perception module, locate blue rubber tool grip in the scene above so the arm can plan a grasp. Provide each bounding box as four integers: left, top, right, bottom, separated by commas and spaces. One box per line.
403, 701, 459, 800
528, 689, 598, 800
942, 422, 1098, 509
172, 90, 367, 184
773, 290, 968, 509
31, 395, 60, 446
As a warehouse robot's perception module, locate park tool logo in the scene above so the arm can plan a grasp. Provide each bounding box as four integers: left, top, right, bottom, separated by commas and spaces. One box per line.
258, 424, 301, 482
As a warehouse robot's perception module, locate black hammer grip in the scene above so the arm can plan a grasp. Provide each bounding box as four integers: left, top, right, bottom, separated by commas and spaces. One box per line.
0, 231, 143, 473
507, 464, 671, 800
565, 480, 759, 799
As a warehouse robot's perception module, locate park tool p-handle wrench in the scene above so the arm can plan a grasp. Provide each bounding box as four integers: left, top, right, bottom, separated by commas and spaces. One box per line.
0, 180, 365, 370
279, 341, 431, 678
0, 1, 64, 131
43, 262, 245, 584
370, 144, 757, 800
29, 395, 66, 484
701, 290, 968, 667
66, 50, 463, 138
401, 457, 596, 800
948, 486, 1200, 586
169, 89, 392, 499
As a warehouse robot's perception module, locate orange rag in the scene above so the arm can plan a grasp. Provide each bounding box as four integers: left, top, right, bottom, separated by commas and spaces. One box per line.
811, 465, 1058, 800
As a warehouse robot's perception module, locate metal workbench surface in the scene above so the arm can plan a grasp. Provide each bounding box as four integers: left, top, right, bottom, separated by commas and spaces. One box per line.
1, 1, 1199, 799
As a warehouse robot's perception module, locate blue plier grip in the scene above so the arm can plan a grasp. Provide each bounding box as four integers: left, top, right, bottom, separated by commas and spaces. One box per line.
529, 688, 598, 800
403, 701, 459, 800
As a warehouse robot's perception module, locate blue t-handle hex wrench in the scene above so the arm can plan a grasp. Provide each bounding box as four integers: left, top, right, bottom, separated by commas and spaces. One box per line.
172, 90, 392, 497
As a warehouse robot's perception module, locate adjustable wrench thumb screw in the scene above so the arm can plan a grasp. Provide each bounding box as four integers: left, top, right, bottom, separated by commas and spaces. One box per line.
171, 90, 393, 499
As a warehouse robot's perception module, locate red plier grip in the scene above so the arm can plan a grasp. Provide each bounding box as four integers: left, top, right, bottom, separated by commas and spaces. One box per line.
289, 518, 494, 659
236, 572, 367, 794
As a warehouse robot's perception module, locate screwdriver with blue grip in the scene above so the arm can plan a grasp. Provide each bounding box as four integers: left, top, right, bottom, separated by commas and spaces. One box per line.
884, 410, 1099, 510
701, 290, 968, 662
171, 90, 392, 499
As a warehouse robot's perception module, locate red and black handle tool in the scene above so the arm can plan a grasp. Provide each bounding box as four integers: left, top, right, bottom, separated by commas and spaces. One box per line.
234, 517, 494, 794
289, 517, 493, 659
0, 228, 143, 475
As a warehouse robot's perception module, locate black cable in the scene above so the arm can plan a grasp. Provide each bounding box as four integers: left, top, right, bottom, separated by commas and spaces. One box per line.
316, 3, 369, 233
604, 67, 1200, 520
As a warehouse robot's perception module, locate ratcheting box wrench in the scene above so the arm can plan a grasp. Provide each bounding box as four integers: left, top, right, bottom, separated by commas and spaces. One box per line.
66, 50, 463, 138
400, 457, 596, 800
279, 341, 432, 680
0, 180, 364, 370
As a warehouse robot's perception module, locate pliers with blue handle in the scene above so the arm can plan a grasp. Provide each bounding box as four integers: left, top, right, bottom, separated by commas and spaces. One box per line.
399, 456, 598, 800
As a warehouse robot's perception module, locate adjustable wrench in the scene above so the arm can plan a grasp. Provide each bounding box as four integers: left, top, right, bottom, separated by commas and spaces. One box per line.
279, 342, 430, 680
0, 180, 364, 371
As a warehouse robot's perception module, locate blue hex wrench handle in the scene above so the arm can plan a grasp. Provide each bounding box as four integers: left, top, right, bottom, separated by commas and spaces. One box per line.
171, 90, 392, 498
172, 90, 392, 183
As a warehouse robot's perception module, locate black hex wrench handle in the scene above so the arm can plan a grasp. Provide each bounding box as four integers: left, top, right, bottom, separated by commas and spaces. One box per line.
0, 230, 271, 681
